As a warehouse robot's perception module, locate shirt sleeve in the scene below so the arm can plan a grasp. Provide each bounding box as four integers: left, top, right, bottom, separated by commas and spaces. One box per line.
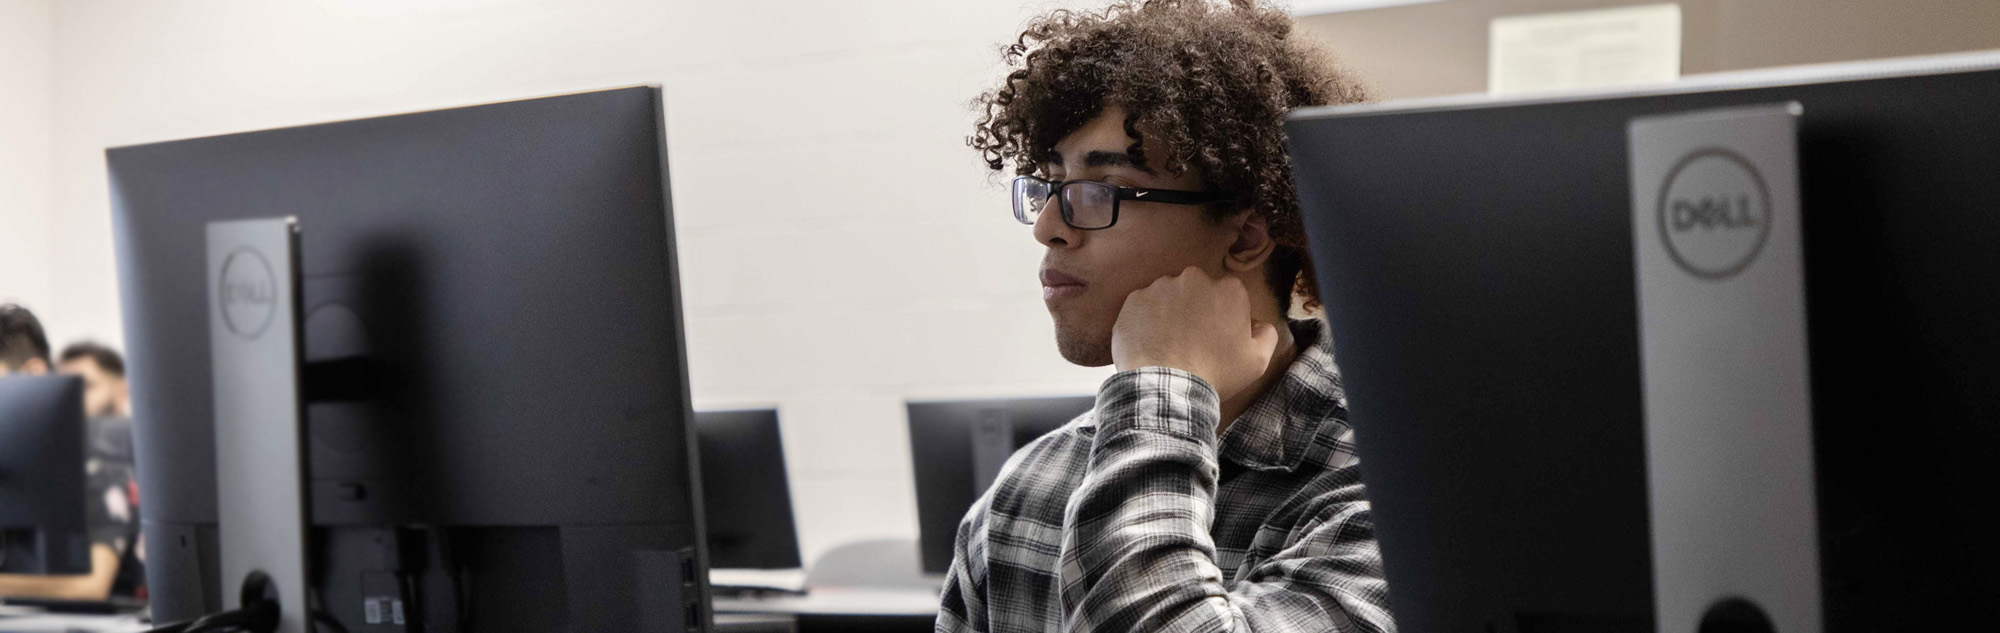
935, 500, 990, 633
1058, 367, 1393, 633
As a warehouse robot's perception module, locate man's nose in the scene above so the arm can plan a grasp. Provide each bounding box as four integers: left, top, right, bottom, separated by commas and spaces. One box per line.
1031, 195, 1074, 248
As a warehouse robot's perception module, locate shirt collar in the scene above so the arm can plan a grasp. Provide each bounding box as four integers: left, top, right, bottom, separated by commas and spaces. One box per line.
1216, 318, 1350, 472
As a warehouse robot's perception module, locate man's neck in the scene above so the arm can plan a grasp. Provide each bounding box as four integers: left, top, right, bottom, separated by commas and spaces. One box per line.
1217, 320, 1297, 436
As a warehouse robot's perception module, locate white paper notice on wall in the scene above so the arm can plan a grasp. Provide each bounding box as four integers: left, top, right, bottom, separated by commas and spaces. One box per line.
1489, 3, 1681, 95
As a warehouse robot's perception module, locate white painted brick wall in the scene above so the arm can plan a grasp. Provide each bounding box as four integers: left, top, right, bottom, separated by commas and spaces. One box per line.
0, 0, 53, 325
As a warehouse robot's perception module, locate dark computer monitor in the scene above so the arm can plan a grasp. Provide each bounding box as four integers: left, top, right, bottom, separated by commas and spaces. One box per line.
0, 376, 89, 576
695, 409, 802, 570
906, 396, 1093, 575
1287, 53, 2000, 631
108, 87, 710, 632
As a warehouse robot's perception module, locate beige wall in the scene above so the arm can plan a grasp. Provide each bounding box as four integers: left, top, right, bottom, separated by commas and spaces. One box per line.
0, 0, 53, 329
1298, 0, 2000, 101
1714, 1, 2000, 70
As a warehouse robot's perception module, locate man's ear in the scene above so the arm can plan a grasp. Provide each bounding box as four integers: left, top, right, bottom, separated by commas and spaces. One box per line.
1223, 210, 1276, 274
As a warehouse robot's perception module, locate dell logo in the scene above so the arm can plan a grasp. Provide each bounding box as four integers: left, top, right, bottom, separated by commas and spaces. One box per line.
1670, 195, 1758, 232
219, 247, 278, 339
1656, 149, 1772, 280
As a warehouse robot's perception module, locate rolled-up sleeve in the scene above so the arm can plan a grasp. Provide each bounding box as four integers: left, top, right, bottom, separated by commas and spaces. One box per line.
936, 499, 989, 632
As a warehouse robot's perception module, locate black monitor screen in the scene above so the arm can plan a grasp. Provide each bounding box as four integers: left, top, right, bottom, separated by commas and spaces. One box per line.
696, 409, 802, 570
0, 376, 89, 576
907, 396, 1093, 575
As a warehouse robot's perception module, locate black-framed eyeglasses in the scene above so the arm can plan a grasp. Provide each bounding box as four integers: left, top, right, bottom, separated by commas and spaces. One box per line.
1012, 175, 1235, 230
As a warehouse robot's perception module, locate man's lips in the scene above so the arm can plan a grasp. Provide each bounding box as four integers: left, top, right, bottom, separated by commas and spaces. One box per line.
1041, 268, 1086, 301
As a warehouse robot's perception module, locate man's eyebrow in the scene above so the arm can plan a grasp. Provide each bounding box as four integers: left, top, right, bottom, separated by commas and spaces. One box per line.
1081, 150, 1152, 173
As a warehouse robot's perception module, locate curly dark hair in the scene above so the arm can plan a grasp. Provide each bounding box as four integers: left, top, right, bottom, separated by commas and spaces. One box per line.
971, 0, 1366, 311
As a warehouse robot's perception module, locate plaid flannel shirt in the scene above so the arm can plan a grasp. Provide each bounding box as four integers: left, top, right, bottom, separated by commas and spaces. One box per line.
937, 319, 1394, 633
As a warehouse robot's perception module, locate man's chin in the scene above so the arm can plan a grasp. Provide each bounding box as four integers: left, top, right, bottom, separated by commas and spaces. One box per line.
1052, 324, 1114, 368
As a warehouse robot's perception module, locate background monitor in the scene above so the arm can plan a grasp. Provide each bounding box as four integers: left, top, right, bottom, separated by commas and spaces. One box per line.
108, 87, 710, 632
906, 396, 1093, 575
1287, 54, 2000, 631
695, 409, 802, 570
0, 376, 89, 576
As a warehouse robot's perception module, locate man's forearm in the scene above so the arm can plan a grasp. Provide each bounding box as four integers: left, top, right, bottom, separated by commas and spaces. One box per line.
0, 544, 119, 601
1060, 367, 1234, 631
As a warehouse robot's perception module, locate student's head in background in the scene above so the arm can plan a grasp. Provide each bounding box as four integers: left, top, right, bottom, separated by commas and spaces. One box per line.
60, 342, 130, 418
0, 303, 52, 376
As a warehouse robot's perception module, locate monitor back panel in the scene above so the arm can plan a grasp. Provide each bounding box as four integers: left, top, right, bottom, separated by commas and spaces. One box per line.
110, 87, 694, 529
109, 87, 705, 631
697, 409, 803, 570
1288, 59, 2000, 631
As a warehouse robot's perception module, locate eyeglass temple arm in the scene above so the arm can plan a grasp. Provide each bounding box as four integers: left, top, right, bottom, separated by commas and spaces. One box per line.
1113, 188, 1235, 204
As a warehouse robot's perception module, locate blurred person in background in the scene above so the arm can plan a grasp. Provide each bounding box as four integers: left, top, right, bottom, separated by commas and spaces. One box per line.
0, 303, 53, 377
0, 304, 143, 602
60, 342, 131, 419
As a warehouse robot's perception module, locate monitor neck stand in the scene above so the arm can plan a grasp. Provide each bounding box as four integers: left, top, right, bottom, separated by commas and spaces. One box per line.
193, 217, 310, 633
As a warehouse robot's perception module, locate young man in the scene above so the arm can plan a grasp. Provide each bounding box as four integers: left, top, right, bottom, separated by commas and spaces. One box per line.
60, 342, 132, 419
0, 304, 136, 601
938, 2, 1392, 632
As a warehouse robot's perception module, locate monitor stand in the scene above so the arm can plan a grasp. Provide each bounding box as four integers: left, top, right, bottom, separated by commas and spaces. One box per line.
208, 217, 311, 633
1630, 104, 1820, 633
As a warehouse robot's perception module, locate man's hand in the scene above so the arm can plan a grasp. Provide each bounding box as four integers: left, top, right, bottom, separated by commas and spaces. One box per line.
1111, 266, 1280, 403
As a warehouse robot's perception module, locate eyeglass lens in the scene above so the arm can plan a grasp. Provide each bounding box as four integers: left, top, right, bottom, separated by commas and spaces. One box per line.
1013, 177, 1052, 224
1013, 177, 1119, 229
1060, 182, 1115, 229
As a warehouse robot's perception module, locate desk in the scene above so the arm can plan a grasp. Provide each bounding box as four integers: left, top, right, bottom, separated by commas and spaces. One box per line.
0, 608, 807, 633
0, 611, 147, 633
716, 612, 798, 633
715, 587, 938, 633
0, 611, 797, 633
713, 587, 938, 617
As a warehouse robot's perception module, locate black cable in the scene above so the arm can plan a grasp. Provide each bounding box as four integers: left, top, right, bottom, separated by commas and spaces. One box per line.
146, 569, 298, 633
142, 618, 193, 633
183, 598, 278, 633
145, 597, 278, 633
144, 611, 233, 633
146, 593, 368, 632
